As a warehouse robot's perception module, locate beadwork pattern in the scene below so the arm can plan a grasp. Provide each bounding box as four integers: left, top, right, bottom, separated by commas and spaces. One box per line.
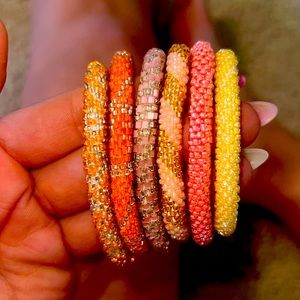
83, 61, 128, 265
188, 41, 215, 245
134, 48, 169, 249
157, 44, 190, 241
109, 51, 147, 253
214, 49, 241, 236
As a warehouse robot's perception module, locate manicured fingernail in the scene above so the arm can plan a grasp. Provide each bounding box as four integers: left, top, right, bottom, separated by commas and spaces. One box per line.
243, 148, 269, 170
238, 74, 246, 87
248, 101, 278, 126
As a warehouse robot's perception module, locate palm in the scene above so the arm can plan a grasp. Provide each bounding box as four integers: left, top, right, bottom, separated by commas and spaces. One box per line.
0, 21, 72, 298
0, 87, 103, 299
0, 166, 73, 298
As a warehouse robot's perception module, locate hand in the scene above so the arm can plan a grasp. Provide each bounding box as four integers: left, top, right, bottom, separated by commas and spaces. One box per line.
0, 23, 260, 299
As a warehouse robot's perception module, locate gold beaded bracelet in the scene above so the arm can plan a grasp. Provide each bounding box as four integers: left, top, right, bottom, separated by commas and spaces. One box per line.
157, 44, 190, 241
83, 61, 128, 265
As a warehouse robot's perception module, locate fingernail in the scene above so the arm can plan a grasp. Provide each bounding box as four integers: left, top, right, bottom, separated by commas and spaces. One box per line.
243, 148, 269, 170
248, 101, 278, 126
238, 74, 247, 88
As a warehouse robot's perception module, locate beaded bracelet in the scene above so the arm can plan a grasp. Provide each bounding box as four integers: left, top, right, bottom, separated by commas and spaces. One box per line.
214, 49, 241, 236
134, 48, 169, 249
83, 61, 128, 265
157, 44, 190, 241
109, 51, 147, 254
188, 41, 215, 245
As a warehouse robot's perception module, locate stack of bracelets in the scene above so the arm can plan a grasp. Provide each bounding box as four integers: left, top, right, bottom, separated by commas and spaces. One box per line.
83, 41, 241, 266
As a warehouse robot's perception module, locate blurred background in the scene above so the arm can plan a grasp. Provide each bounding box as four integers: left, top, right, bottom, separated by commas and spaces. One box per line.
0, 0, 299, 299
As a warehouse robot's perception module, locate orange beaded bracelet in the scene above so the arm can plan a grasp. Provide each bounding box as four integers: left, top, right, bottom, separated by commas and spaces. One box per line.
83, 61, 128, 265
109, 51, 147, 254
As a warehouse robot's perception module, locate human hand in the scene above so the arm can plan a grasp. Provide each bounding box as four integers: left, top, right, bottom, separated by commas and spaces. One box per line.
0, 23, 261, 299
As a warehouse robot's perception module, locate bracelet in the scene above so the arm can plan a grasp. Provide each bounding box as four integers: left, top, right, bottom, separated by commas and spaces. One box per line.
83, 61, 128, 265
157, 44, 190, 241
109, 51, 147, 253
188, 41, 215, 245
134, 48, 169, 249
214, 49, 241, 236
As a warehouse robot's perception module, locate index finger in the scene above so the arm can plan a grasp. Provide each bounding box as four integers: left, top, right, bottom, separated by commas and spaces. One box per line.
0, 88, 84, 167
0, 86, 260, 169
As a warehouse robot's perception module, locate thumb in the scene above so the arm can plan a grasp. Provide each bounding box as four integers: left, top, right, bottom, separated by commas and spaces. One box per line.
0, 20, 8, 92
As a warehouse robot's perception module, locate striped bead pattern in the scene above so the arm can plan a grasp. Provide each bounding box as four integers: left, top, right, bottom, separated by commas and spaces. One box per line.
157, 44, 190, 241
134, 48, 169, 249
83, 61, 128, 265
188, 41, 215, 245
214, 49, 241, 236
109, 51, 147, 253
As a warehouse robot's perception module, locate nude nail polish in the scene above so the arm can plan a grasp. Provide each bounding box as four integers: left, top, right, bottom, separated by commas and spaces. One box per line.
243, 148, 269, 170
248, 101, 278, 126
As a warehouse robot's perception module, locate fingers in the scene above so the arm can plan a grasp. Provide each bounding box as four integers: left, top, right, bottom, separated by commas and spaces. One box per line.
33, 148, 88, 217
32, 101, 260, 219
60, 210, 101, 257
0, 89, 84, 168
0, 20, 8, 92
0, 73, 260, 172
241, 101, 260, 147
240, 156, 253, 189
170, 0, 219, 48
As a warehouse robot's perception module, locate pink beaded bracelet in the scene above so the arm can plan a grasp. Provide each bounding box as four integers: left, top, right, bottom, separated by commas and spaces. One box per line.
133, 48, 169, 249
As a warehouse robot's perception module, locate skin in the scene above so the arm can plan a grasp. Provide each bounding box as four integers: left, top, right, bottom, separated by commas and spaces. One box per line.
0, 17, 261, 299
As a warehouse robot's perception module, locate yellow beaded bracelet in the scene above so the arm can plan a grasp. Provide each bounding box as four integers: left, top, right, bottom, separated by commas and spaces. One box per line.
214, 49, 241, 236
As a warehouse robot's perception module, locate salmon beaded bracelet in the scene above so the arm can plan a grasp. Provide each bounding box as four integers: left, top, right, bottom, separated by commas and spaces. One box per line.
83, 61, 128, 265
157, 44, 190, 241
134, 48, 169, 249
109, 51, 147, 254
188, 41, 215, 246
214, 49, 241, 236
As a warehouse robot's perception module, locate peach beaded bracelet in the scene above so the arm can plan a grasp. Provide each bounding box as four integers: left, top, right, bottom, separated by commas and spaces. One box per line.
214, 49, 241, 236
133, 48, 169, 249
188, 41, 215, 246
109, 51, 147, 254
157, 44, 190, 241
83, 61, 128, 265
